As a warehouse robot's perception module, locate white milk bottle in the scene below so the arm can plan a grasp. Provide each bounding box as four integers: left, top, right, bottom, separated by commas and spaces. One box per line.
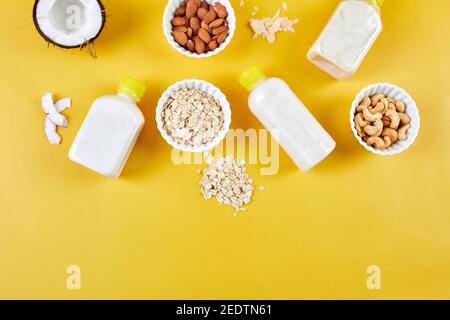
69, 77, 146, 178
239, 67, 336, 172
307, 0, 384, 80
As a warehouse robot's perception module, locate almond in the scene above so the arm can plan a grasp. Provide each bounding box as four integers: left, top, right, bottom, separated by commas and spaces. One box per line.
190, 17, 200, 33
216, 30, 228, 44
213, 2, 228, 19
201, 20, 211, 33
194, 36, 206, 54
212, 25, 228, 36
208, 40, 218, 51
186, 0, 199, 19
201, 1, 209, 9
186, 39, 195, 52
187, 27, 193, 38
209, 18, 224, 29
175, 5, 186, 16
174, 26, 188, 33
203, 8, 217, 24
197, 7, 208, 20
171, 17, 187, 26
172, 30, 188, 46
198, 28, 211, 43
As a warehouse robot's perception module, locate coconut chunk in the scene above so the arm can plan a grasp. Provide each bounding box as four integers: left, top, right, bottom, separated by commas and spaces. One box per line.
55, 97, 72, 113
41, 93, 68, 127
44, 117, 61, 145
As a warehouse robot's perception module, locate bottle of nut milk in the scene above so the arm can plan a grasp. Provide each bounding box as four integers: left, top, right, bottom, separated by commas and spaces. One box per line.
240, 67, 336, 172
307, 0, 384, 80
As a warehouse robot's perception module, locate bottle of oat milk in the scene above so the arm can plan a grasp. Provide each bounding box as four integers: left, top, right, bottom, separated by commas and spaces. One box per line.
239, 67, 336, 172
307, 0, 384, 80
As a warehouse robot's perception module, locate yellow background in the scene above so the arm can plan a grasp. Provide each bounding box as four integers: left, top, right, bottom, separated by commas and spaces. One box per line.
0, 0, 449, 299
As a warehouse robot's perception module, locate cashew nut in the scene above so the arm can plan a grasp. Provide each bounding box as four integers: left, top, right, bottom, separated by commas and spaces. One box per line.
356, 96, 371, 112
398, 124, 411, 141
371, 93, 385, 107
366, 136, 385, 149
364, 119, 383, 137
388, 103, 396, 111
354, 113, 368, 128
398, 112, 411, 125
382, 128, 398, 143
363, 107, 382, 122
383, 136, 392, 149
381, 98, 389, 109
370, 102, 385, 114
385, 109, 400, 130
355, 124, 366, 138
382, 116, 391, 127
395, 101, 406, 113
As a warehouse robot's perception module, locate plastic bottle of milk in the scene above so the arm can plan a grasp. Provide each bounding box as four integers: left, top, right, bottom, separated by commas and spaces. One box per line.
307, 0, 384, 80
69, 77, 146, 178
239, 67, 336, 172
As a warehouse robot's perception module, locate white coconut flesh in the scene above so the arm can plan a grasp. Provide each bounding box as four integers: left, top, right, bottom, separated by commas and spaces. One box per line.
34, 0, 104, 47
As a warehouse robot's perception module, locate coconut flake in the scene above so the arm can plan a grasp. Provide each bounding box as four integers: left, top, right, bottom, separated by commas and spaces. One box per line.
249, 7, 299, 44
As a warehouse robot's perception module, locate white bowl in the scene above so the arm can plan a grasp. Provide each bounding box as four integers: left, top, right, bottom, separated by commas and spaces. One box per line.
162, 0, 236, 58
156, 79, 232, 153
350, 83, 421, 156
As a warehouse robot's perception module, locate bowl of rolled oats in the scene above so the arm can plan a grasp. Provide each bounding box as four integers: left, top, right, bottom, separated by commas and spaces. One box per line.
156, 79, 232, 152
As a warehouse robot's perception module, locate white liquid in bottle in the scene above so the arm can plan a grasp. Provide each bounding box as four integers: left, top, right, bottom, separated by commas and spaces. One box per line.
69, 77, 146, 178
307, 0, 383, 80
240, 67, 336, 172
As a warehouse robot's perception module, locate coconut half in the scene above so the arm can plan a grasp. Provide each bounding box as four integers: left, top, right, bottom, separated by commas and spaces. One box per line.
33, 0, 106, 52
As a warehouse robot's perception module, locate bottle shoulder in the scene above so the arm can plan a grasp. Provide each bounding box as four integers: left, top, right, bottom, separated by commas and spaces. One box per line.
251, 77, 288, 93
91, 95, 145, 122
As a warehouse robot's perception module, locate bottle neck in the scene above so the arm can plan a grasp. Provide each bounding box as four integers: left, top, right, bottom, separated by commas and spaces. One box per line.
118, 92, 137, 104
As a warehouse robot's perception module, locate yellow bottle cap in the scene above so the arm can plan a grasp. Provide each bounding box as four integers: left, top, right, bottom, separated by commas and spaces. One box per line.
118, 77, 146, 102
371, 0, 384, 8
239, 66, 266, 92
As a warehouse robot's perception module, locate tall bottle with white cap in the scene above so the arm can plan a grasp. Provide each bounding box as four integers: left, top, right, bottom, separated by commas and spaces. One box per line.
69, 77, 146, 178
307, 0, 384, 80
239, 67, 336, 172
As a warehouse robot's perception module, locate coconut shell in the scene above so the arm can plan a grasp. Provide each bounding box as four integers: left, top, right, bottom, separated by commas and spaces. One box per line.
33, 0, 106, 50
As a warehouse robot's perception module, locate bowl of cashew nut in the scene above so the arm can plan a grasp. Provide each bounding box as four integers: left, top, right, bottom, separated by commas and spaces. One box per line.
350, 83, 421, 155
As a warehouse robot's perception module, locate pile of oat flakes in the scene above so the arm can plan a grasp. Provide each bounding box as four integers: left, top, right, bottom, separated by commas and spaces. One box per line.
200, 155, 255, 215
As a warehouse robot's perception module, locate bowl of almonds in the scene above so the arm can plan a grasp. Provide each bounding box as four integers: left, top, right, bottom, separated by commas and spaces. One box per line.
350, 83, 421, 155
163, 0, 236, 58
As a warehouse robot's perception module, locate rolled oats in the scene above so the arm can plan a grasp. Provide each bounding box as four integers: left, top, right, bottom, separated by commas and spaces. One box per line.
200, 156, 254, 214
162, 88, 224, 147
